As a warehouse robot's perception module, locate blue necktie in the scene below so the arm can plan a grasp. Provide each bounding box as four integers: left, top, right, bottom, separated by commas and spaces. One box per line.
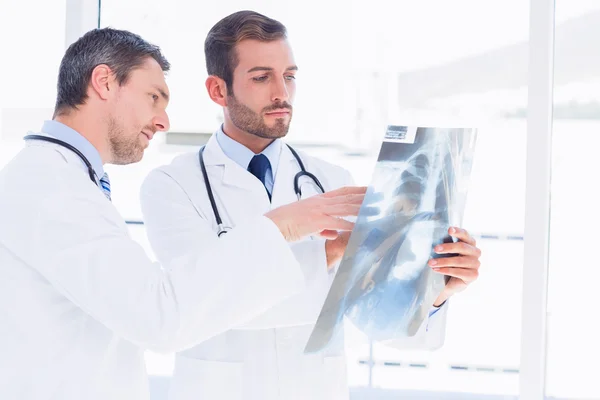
248, 154, 271, 201
99, 172, 112, 202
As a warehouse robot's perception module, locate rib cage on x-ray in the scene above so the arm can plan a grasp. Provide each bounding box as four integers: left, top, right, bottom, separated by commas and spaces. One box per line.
304, 126, 476, 354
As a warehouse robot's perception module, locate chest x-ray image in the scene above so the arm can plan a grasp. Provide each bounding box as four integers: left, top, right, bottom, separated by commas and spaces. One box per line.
305, 125, 477, 353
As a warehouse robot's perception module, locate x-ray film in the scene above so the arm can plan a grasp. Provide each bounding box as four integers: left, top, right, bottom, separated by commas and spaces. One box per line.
304, 125, 477, 353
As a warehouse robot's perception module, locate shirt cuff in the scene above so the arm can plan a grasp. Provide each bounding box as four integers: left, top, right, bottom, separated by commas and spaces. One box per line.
428, 299, 447, 318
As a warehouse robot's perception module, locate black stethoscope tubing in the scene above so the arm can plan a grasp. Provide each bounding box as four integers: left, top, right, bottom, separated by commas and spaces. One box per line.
24, 134, 99, 185
198, 143, 325, 236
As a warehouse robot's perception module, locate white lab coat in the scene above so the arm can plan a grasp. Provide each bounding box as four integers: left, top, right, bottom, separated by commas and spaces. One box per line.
0, 135, 310, 400
139, 134, 448, 400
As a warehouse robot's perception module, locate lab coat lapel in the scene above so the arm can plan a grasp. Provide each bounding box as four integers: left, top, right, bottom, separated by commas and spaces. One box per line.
270, 145, 301, 210
203, 134, 264, 196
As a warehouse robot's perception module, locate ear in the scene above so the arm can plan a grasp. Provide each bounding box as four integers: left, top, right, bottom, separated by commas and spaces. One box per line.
89, 64, 116, 101
205, 75, 229, 107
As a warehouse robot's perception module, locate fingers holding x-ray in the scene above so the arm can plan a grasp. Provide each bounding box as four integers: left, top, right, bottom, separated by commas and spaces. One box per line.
433, 266, 479, 283
430, 255, 480, 269
433, 240, 480, 258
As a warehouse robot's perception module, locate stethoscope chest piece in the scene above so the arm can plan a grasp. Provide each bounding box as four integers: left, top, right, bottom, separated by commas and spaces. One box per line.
217, 224, 232, 237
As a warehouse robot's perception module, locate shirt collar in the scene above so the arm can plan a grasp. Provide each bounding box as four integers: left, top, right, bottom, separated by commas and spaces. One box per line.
41, 120, 105, 178
215, 125, 282, 175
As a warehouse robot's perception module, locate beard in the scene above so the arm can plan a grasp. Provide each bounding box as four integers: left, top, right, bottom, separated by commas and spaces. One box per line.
107, 117, 147, 165
227, 94, 293, 139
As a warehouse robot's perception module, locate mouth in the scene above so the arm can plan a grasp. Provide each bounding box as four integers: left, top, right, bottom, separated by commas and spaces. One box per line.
264, 109, 291, 117
141, 131, 154, 141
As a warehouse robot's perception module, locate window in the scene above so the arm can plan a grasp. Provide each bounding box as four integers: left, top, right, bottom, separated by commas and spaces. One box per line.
545, 1, 600, 398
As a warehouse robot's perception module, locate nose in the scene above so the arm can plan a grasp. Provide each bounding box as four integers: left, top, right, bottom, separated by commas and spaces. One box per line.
153, 110, 170, 132
271, 77, 290, 103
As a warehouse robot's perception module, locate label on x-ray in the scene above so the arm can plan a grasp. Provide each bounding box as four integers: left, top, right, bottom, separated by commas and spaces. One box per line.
384, 125, 417, 144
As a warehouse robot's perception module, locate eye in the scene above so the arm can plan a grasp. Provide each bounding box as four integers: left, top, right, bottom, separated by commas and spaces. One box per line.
252, 76, 268, 82
151, 94, 159, 101
285, 75, 296, 81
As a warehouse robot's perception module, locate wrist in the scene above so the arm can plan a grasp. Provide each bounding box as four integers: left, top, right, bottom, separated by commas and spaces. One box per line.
264, 211, 294, 242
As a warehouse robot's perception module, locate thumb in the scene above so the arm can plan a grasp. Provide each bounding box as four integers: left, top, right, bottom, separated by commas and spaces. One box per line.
317, 229, 339, 240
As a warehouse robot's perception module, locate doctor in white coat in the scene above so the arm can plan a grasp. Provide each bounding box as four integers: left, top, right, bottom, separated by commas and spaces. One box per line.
0, 28, 366, 400
140, 11, 483, 400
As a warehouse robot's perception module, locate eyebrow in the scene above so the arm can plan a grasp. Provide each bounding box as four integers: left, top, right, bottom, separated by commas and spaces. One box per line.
247, 66, 299, 73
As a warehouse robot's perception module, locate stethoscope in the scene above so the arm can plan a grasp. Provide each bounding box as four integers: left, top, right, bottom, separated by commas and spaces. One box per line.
23, 134, 100, 185
198, 143, 325, 237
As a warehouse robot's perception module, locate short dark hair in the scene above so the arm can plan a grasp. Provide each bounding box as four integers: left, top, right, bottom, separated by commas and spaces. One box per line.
204, 10, 287, 94
54, 27, 170, 116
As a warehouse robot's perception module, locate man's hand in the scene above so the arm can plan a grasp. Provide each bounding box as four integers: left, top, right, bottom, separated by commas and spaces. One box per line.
265, 186, 366, 242
325, 231, 351, 269
429, 227, 482, 307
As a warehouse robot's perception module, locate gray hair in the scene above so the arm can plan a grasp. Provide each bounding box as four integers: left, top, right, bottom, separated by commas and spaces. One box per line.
54, 27, 170, 116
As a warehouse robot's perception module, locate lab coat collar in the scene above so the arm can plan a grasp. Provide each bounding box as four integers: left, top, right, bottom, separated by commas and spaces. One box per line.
214, 125, 283, 181
39, 120, 105, 178
203, 133, 299, 205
